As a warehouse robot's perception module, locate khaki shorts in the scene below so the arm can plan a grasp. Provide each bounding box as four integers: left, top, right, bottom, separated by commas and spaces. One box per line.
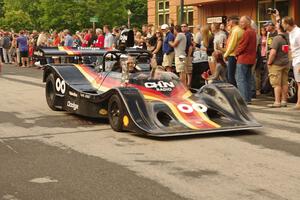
162, 52, 175, 68
294, 63, 300, 82
175, 56, 186, 73
185, 56, 193, 74
268, 64, 289, 87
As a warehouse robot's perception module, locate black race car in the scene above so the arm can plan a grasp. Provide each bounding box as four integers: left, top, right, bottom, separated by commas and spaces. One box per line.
36, 47, 261, 137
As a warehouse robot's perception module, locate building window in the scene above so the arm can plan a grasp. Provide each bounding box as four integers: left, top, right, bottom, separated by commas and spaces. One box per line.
257, 0, 289, 28
156, 0, 170, 26
178, 6, 194, 27
275, 0, 289, 18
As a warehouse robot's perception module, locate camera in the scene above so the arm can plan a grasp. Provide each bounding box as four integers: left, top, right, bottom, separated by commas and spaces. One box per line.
267, 8, 276, 15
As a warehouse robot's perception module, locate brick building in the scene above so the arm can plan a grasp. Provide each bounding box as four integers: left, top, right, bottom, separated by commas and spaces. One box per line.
147, 0, 300, 32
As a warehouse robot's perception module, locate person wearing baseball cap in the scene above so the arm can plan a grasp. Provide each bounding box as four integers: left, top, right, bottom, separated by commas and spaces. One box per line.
265, 20, 278, 57
264, 21, 275, 27
161, 24, 175, 72
161, 24, 169, 30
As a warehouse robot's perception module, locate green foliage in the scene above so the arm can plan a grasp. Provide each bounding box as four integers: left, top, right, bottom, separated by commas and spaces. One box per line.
0, 0, 147, 32
0, 0, 4, 18
0, 10, 33, 32
125, 0, 147, 28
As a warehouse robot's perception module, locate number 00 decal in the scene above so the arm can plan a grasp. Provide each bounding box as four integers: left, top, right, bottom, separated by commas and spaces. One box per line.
177, 103, 208, 113
55, 78, 66, 94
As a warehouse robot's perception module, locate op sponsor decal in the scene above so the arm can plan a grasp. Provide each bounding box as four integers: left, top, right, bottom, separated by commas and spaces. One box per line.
69, 91, 78, 97
67, 101, 79, 111
80, 93, 91, 99
55, 78, 66, 94
144, 81, 175, 92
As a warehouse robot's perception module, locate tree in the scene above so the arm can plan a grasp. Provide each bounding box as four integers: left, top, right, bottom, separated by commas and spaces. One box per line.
0, 0, 4, 18
0, 10, 33, 32
0, 0, 147, 32
125, 0, 147, 28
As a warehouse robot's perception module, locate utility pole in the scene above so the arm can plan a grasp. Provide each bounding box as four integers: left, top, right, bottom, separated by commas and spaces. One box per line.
127, 10, 132, 29
180, 0, 184, 24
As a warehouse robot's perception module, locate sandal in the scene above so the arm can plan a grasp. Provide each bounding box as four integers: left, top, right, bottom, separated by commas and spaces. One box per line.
294, 105, 300, 110
281, 101, 287, 107
267, 103, 281, 108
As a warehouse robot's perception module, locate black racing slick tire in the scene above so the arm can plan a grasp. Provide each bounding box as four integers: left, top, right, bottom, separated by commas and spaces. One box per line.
45, 74, 61, 111
108, 94, 124, 132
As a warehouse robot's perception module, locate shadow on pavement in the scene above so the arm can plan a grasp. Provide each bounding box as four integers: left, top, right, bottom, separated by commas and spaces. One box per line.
0, 111, 108, 129
135, 129, 260, 141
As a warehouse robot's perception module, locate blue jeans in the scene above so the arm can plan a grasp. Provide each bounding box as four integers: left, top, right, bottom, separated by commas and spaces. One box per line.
236, 64, 252, 103
227, 56, 237, 87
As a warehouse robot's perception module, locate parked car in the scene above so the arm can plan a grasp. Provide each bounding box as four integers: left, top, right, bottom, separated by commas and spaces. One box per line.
288, 66, 298, 103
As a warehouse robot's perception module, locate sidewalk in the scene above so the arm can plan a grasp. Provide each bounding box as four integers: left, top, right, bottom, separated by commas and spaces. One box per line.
249, 94, 297, 111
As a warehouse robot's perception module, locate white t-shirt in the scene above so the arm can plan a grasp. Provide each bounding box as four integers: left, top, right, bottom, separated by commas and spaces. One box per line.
194, 32, 202, 46
104, 32, 114, 48
289, 26, 300, 66
174, 33, 187, 57
213, 30, 227, 51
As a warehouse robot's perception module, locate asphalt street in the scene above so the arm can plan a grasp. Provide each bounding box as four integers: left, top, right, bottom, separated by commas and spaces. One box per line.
0, 64, 300, 200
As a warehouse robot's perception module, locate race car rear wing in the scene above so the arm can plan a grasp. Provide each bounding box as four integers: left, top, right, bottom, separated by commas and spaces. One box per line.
34, 47, 108, 57
34, 47, 152, 58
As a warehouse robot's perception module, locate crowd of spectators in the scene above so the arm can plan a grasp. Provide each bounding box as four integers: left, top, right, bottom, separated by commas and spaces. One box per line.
0, 25, 117, 69
0, 11, 299, 109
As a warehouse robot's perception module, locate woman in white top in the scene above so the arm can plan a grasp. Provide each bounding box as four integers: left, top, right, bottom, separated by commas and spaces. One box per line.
211, 23, 227, 54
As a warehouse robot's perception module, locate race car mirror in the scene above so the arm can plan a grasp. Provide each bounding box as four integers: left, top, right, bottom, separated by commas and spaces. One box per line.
118, 29, 134, 51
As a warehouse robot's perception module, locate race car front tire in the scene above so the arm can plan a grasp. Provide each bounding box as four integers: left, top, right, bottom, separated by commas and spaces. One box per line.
45, 74, 62, 111
108, 94, 124, 132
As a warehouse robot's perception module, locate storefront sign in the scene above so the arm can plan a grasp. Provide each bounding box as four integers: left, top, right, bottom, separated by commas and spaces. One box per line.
207, 16, 226, 24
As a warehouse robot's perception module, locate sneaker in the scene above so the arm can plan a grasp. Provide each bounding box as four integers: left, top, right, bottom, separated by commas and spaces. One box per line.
267, 103, 281, 108
281, 101, 287, 107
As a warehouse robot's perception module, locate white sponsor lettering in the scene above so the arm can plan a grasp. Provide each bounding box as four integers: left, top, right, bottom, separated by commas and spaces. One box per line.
120, 34, 128, 42
33, 51, 43, 56
67, 101, 79, 111
78, 47, 101, 51
80, 93, 91, 99
69, 91, 78, 97
144, 81, 175, 91
177, 103, 208, 114
55, 78, 66, 94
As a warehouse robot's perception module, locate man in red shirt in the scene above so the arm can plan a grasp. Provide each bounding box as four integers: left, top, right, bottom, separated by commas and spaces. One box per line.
235, 16, 257, 104
82, 29, 92, 47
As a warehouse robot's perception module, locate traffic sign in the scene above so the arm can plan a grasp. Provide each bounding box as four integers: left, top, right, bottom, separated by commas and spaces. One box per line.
90, 17, 99, 23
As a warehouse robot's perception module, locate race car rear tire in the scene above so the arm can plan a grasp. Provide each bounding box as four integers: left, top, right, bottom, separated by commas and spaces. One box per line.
108, 94, 124, 132
45, 74, 61, 111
